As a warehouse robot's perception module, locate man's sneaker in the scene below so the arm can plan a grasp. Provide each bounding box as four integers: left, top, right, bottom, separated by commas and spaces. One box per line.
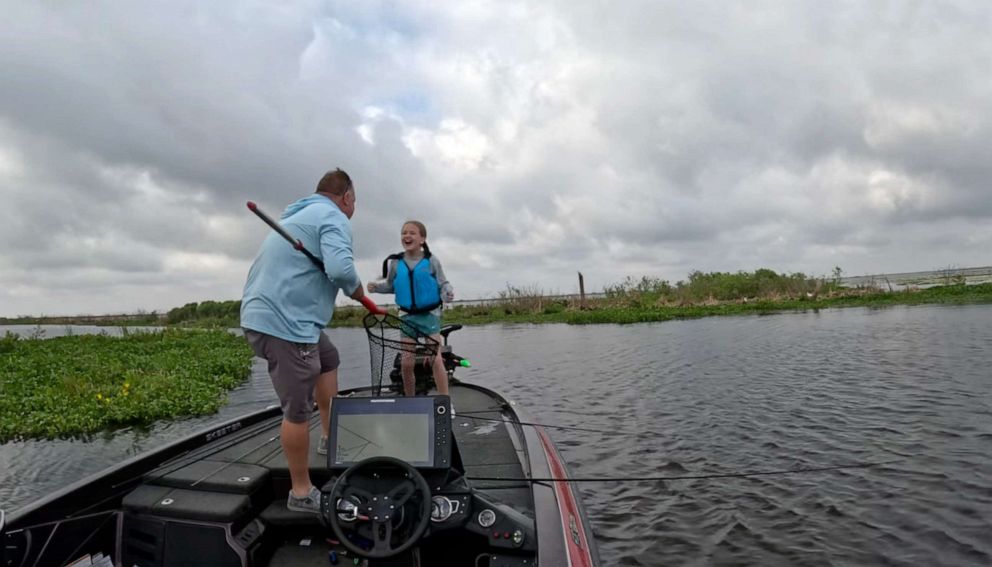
287, 486, 321, 514
317, 435, 328, 456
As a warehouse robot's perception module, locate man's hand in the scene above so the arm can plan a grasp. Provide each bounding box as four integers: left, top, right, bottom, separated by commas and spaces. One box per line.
358, 296, 387, 315
351, 285, 386, 315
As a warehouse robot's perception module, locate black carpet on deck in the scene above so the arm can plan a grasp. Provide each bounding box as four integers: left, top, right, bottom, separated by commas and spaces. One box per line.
144, 384, 536, 526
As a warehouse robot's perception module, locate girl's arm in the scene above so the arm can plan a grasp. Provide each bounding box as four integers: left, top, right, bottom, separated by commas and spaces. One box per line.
368, 259, 398, 294
430, 256, 454, 302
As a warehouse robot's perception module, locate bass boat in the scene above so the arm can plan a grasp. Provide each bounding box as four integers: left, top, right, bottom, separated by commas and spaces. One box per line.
1, 324, 599, 567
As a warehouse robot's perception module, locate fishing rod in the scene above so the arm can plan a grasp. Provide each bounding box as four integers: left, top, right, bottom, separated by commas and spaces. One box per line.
112, 413, 286, 494
189, 435, 280, 488
467, 459, 902, 484
76, 418, 282, 519
247, 201, 325, 270
246, 201, 385, 315
458, 405, 664, 437
457, 413, 646, 436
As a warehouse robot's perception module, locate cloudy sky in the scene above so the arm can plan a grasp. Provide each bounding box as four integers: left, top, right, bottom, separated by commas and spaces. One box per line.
2, 1, 990, 317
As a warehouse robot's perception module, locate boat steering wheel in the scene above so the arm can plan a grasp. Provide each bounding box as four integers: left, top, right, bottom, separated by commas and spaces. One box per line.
326, 456, 432, 559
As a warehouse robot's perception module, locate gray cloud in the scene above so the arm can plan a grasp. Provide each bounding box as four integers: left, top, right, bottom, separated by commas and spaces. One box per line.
2, 1, 991, 316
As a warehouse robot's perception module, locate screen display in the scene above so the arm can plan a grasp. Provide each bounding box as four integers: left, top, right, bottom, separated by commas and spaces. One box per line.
330, 398, 437, 467
334, 414, 432, 465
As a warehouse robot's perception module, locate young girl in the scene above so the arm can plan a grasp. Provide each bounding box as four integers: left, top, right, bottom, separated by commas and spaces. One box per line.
368, 220, 454, 397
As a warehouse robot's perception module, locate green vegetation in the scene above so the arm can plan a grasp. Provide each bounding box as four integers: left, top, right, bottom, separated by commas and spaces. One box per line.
429, 272, 992, 326
5, 269, 992, 331
331, 270, 992, 327
165, 300, 241, 328
0, 329, 253, 441
161, 299, 365, 328
561, 282, 992, 325
0, 311, 164, 326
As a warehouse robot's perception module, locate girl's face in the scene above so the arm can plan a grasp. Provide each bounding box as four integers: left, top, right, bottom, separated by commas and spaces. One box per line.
401, 223, 425, 253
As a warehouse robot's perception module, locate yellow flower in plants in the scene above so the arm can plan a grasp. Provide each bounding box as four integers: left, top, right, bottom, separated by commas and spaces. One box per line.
96, 393, 102, 400
124, 382, 130, 389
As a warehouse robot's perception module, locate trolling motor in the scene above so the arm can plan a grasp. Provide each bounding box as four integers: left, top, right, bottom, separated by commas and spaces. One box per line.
363, 312, 472, 396
387, 324, 471, 395
440, 325, 472, 374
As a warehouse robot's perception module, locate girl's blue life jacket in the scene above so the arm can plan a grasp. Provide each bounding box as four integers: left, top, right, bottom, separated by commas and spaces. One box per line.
382, 252, 442, 314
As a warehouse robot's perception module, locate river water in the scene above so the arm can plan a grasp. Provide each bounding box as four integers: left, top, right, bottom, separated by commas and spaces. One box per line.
2, 305, 991, 566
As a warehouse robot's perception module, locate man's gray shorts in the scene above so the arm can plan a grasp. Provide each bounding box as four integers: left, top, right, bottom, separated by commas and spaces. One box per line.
244, 330, 340, 423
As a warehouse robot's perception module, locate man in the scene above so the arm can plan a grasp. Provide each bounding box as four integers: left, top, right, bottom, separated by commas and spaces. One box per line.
241, 168, 370, 514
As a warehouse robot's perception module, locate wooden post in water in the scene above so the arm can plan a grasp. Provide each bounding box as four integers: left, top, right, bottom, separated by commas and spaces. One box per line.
578, 271, 587, 309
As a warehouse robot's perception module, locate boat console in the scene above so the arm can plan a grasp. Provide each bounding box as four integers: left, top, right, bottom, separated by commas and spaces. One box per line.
320, 395, 535, 564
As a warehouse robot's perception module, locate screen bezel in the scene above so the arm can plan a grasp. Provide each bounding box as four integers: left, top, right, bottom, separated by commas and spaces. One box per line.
328, 397, 437, 469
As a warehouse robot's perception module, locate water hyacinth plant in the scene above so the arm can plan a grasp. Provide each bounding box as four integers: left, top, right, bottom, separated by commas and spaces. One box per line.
0, 329, 254, 441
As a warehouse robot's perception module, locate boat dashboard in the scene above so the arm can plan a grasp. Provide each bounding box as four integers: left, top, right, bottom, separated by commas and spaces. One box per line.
317, 395, 535, 564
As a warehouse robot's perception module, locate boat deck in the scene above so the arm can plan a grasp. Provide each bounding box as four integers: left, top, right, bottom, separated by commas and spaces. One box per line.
5, 385, 598, 567
137, 384, 534, 528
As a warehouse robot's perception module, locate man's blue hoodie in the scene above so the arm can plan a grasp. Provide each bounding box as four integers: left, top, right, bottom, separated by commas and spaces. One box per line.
240, 194, 361, 343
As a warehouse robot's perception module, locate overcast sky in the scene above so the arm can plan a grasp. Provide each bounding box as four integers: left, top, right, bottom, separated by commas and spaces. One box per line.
2, 1, 990, 317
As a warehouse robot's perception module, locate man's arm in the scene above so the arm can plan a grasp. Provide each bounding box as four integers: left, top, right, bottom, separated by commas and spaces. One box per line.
319, 222, 362, 298
318, 213, 386, 314
349, 282, 367, 301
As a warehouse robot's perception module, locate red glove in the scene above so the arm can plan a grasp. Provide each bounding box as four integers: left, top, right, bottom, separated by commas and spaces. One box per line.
359, 295, 387, 315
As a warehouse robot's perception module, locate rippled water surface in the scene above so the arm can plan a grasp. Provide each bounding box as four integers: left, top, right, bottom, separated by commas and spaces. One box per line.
3, 305, 991, 566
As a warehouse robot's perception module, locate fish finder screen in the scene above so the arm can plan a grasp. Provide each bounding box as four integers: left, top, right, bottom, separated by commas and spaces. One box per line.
331, 399, 436, 467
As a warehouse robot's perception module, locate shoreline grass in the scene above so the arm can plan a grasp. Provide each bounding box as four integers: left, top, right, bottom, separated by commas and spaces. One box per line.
0, 329, 254, 441
327, 277, 992, 328
4, 271, 992, 331
557, 283, 992, 325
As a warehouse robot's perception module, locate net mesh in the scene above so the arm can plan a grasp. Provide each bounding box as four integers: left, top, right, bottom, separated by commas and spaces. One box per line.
363, 312, 439, 395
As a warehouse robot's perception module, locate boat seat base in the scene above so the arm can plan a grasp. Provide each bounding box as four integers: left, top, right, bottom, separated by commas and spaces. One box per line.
123, 484, 251, 527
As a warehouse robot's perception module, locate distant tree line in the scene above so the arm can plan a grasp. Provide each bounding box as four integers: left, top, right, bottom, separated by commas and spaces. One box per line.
10, 267, 988, 330
603, 268, 838, 304
165, 300, 241, 327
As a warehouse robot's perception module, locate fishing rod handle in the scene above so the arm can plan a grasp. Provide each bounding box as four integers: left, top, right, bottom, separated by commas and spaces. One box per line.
359, 295, 387, 315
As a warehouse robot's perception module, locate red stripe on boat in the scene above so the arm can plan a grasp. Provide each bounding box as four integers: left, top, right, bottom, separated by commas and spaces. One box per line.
537, 427, 595, 567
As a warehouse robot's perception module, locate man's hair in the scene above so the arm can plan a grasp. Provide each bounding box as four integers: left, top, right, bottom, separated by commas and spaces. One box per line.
316, 168, 353, 196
